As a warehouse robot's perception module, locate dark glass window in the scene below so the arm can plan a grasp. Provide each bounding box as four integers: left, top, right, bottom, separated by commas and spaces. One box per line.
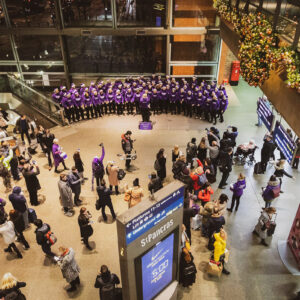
7, 0, 56, 27
171, 33, 220, 62
0, 35, 14, 60
173, 0, 218, 27
15, 35, 62, 61
0, 65, 18, 72
21, 65, 64, 72
116, 0, 166, 27
62, 0, 112, 27
0, 4, 6, 27
171, 65, 217, 77
66, 35, 166, 73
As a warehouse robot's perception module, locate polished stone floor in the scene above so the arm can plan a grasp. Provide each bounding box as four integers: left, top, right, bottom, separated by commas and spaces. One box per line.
0, 80, 299, 300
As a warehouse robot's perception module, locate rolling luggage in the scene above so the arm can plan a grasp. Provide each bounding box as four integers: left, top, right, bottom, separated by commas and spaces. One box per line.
28, 208, 37, 223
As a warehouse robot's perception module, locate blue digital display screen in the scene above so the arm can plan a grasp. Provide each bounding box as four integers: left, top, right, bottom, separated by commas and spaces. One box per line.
141, 233, 174, 300
257, 97, 274, 131
273, 121, 296, 164
125, 187, 184, 245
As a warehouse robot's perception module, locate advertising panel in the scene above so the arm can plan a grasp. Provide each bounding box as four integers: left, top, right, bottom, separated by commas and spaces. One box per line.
257, 97, 274, 131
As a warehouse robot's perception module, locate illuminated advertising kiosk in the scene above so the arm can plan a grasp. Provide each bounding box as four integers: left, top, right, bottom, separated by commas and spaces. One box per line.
116, 181, 185, 300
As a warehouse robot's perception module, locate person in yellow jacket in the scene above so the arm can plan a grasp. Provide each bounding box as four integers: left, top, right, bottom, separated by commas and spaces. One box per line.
0, 148, 13, 193
212, 228, 230, 275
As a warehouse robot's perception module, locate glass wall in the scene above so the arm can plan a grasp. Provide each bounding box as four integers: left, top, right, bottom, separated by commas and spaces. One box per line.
0, 35, 14, 60
116, 0, 166, 27
172, 0, 218, 27
62, 0, 112, 27
14, 35, 62, 61
66, 35, 166, 73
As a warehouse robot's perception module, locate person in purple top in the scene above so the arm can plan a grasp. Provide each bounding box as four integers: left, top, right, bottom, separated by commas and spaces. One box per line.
169, 88, 178, 115
219, 95, 228, 123
203, 95, 212, 122
72, 91, 84, 121
160, 86, 169, 114
52, 88, 62, 106
125, 88, 134, 115
185, 90, 194, 118
210, 95, 219, 125
89, 82, 96, 94
52, 139, 69, 173
60, 86, 68, 98
115, 90, 124, 115
134, 89, 142, 115
69, 83, 77, 95
178, 88, 186, 115
62, 93, 75, 123
106, 89, 115, 114
92, 90, 102, 118
151, 89, 160, 115
82, 92, 93, 119
195, 91, 204, 119
92, 144, 105, 189
228, 173, 246, 212
98, 90, 106, 115
79, 84, 86, 95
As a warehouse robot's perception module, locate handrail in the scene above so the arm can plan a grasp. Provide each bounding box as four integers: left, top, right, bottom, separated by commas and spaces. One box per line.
6, 73, 60, 110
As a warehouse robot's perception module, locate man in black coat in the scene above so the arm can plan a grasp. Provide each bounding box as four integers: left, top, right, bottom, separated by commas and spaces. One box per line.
42, 129, 55, 170
148, 172, 163, 193
16, 115, 31, 144
22, 163, 40, 206
68, 167, 83, 206
261, 135, 276, 173
218, 147, 233, 189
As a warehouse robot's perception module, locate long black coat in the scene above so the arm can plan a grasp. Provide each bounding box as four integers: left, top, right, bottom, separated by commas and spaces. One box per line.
261, 141, 276, 162
22, 167, 41, 193
78, 215, 93, 238
157, 156, 166, 180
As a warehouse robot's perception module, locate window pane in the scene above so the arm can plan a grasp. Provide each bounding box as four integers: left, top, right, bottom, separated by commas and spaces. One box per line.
0, 35, 14, 60
0, 65, 18, 72
171, 33, 220, 62
63, 0, 112, 27
0, 4, 6, 27
15, 35, 62, 61
67, 36, 166, 73
171, 65, 217, 77
7, 0, 56, 27
21, 64, 64, 72
116, 0, 166, 27
173, 0, 218, 27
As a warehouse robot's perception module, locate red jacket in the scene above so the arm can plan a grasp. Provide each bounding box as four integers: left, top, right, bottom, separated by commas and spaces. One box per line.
190, 159, 204, 191
198, 186, 214, 202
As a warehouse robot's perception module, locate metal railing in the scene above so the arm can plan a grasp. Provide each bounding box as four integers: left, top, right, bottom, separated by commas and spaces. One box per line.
5, 74, 65, 126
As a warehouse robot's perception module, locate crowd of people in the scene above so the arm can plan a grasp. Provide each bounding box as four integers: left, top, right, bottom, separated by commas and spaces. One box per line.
52, 76, 229, 124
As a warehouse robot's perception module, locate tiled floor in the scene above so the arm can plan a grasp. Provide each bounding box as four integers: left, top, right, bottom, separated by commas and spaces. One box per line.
0, 79, 299, 299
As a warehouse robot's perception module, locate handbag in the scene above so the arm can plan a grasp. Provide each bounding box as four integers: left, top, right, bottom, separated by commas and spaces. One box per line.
207, 261, 223, 277
95, 199, 102, 210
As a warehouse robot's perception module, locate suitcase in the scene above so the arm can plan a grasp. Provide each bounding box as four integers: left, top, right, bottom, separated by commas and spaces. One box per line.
207, 261, 222, 277
191, 214, 202, 230
28, 208, 37, 223
254, 162, 263, 174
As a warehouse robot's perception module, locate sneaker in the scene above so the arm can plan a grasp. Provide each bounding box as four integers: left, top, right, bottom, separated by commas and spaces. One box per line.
4, 248, 13, 253
222, 269, 230, 275
17, 253, 23, 259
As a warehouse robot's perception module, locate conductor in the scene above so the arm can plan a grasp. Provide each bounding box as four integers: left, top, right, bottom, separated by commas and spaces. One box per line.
121, 131, 134, 171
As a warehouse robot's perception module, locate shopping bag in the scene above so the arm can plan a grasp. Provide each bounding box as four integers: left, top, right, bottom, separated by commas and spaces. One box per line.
207, 262, 223, 277
224, 249, 230, 263
191, 214, 202, 230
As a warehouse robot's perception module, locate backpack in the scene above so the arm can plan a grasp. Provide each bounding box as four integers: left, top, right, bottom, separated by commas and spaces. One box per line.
186, 142, 197, 157
117, 169, 126, 180
197, 173, 207, 187
99, 275, 116, 300
172, 162, 182, 178
271, 186, 281, 198
93, 162, 104, 178
154, 159, 161, 171
45, 231, 57, 245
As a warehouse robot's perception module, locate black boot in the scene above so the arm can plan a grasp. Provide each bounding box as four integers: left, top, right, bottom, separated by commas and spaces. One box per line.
222, 267, 230, 275
115, 186, 119, 195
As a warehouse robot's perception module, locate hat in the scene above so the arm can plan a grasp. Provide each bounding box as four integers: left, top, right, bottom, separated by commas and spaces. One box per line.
133, 178, 139, 186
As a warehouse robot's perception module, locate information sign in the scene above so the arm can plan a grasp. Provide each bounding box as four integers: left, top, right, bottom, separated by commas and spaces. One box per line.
257, 97, 274, 131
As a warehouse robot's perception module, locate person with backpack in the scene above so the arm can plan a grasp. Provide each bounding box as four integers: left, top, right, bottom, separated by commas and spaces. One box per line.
155, 148, 166, 181
227, 173, 246, 212
172, 154, 191, 186
186, 138, 197, 168
106, 161, 120, 195
94, 265, 120, 300
9, 209, 29, 250
34, 219, 58, 260
198, 183, 214, 207
57, 246, 81, 293
190, 159, 207, 197
124, 178, 144, 208
207, 208, 225, 243
92, 143, 105, 189
0, 273, 26, 299
262, 175, 281, 208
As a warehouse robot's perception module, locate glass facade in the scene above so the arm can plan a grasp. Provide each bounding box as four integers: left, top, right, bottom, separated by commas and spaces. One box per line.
0, 35, 13, 60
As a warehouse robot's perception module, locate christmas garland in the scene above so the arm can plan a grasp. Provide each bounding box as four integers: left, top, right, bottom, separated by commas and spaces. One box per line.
213, 0, 300, 92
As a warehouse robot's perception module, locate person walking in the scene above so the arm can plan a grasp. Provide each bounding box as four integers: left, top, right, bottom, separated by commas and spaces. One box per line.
218, 147, 233, 189
260, 135, 276, 173
106, 161, 120, 195
52, 139, 69, 173
57, 246, 80, 292
16, 115, 31, 144
68, 167, 83, 206
9, 209, 29, 250
262, 175, 281, 208
0, 216, 23, 258
43, 129, 55, 171
253, 207, 277, 246
94, 265, 120, 300
96, 180, 117, 222
34, 219, 58, 259
155, 148, 167, 181
121, 131, 134, 171
58, 173, 74, 217
22, 163, 41, 206
0, 273, 26, 299
124, 178, 144, 208
78, 207, 93, 250
227, 173, 246, 212
272, 159, 295, 193
8, 186, 29, 228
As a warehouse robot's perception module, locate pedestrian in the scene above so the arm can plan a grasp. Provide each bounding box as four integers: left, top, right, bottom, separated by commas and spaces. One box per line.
186, 138, 197, 168
190, 159, 207, 197
203, 158, 216, 184
207, 208, 225, 241
68, 167, 84, 206
214, 194, 228, 216
148, 172, 163, 193
9, 209, 30, 250
52, 139, 69, 173
292, 139, 300, 169
199, 202, 214, 237
34, 219, 58, 259
272, 159, 295, 193
78, 207, 93, 250
155, 148, 166, 181
253, 207, 277, 246
197, 137, 207, 164
260, 135, 276, 173
0, 150, 13, 193
57, 246, 80, 292
121, 131, 134, 171
36, 125, 46, 153
16, 115, 31, 144
94, 265, 120, 300
205, 134, 220, 176
106, 161, 120, 195
58, 173, 74, 216
92, 143, 105, 188
198, 183, 214, 207
227, 173, 246, 212
262, 175, 281, 208
183, 201, 197, 244
42, 129, 55, 171
0, 273, 26, 299
10, 149, 20, 181
96, 180, 117, 222
218, 147, 233, 189
0, 198, 7, 224
0, 216, 23, 258
22, 163, 41, 206
172, 145, 179, 163
73, 150, 87, 183
8, 186, 29, 228
124, 178, 144, 208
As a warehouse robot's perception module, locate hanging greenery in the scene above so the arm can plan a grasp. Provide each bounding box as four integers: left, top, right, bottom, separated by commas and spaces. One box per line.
213, 0, 300, 92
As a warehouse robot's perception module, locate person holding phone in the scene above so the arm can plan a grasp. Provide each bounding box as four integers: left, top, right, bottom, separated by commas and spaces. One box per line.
78, 207, 93, 250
